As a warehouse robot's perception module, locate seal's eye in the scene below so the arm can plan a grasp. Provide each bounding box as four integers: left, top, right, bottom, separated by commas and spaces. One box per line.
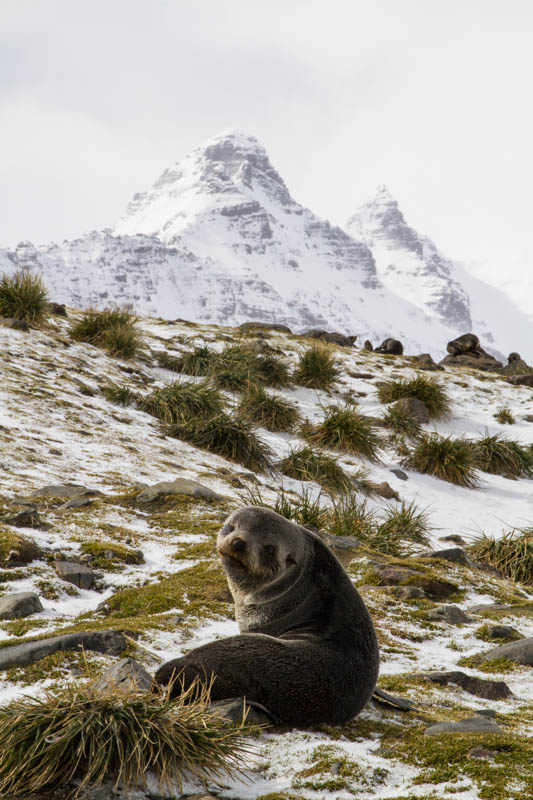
221, 523, 235, 536
265, 544, 275, 556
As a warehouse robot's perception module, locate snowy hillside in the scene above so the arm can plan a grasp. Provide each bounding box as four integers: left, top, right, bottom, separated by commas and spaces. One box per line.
0, 312, 532, 799
2, 129, 533, 359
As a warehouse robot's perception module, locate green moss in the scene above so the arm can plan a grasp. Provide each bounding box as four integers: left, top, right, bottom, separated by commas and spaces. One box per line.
172, 538, 215, 560
80, 540, 144, 570
0, 529, 43, 564
35, 579, 60, 600
0, 569, 27, 582
106, 562, 230, 620
0, 618, 50, 637
388, 728, 533, 800
5, 650, 96, 686
474, 623, 523, 643
457, 655, 519, 673
291, 744, 388, 792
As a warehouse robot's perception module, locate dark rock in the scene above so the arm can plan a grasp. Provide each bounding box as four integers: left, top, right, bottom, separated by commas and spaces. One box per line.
424, 716, 502, 736
137, 478, 222, 504
440, 350, 503, 371
57, 497, 95, 512
370, 564, 457, 600
524, 414, 533, 422
3, 509, 50, 530
209, 697, 275, 726
29, 483, 100, 499
349, 371, 375, 379
483, 624, 523, 641
427, 605, 472, 625
92, 658, 153, 693
391, 585, 425, 600
467, 747, 497, 760
410, 353, 436, 367
392, 396, 430, 424
54, 561, 94, 590
507, 374, 533, 387
50, 302, 68, 317
473, 637, 533, 666
375, 338, 403, 355
0, 592, 44, 620
447, 333, 480, 355
302, 329, 356, 346
467, 603, 509, 615
370, 481, 400, 500
439, 534, 467, 545
390, 468, 408, 481
316, 531, 361, 566
417, 671, 511, 700
0, 630, 126, 670
239, 321, 291, 334
429, 547, 477, 568
10, 319, 30, 331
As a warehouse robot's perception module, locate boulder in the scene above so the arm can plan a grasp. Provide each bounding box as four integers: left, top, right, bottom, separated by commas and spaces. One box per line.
92, 658, 153, 694
375, 338, 404, 355
29, 483, 100, 499
392, 396, 430, 424
50, 302, 68, 317
439, 534, 467, 545
369, 563, 457, 600
54, 561, 95, 590
391, 585, 425, 600
0, 631, 126, 670
0, 592, 44, 620
301, 329, 356, 347
370, 481, 400, 501
483, 624, 523, 642
428, 547, 477, 568
417, 671, 511, 700
3, 509, 51, 530
316, 531, 361, 566
424, 716, 502, 736
427, 605, 472, 625
209, 697, 275, 726
507, 374, 533, 387
390, 468, 409, 481
239, 321, 291, 334
136, 478, 222, 504
472, 637, 533, 666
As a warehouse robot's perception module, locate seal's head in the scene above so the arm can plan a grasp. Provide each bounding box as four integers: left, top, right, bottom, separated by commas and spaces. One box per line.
217, 506, 308, 590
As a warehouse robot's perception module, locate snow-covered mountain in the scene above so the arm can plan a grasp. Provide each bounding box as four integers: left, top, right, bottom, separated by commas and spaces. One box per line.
346, 185, 533, 360
2, 129, 532, 359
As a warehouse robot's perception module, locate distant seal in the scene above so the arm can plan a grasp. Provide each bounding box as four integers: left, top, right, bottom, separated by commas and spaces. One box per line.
375, 338, 403, 355
508, 352, 521, 364
447, 333, 480, 356
363, 339, 374, 351
155, 506, 379, 728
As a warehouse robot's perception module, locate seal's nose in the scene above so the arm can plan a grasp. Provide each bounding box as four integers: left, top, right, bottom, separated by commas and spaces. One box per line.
230, 537, 246, 553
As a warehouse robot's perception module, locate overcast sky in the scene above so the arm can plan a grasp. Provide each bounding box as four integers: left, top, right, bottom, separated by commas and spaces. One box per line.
1, 0, 532, 285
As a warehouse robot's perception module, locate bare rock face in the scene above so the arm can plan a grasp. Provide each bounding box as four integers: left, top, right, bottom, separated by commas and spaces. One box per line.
0, 592, 44, 620
54, 561, 95, 590
92, 658, 153, 694
440, 334, 503, 370
424, 717, 502, 736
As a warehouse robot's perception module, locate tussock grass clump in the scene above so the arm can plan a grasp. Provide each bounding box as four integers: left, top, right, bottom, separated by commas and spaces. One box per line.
0, 270, 49, 322
210, 344, 260, 392
170, 345, 216, 376
238, 385, 301, 432
403, 434, 479, 487
326, 494, 376, 540
293, 344, 340, 391
472, 432, 533, 478
167, 412, 273, 472
373, 501, 431, 556
0, 681, 252, 798
138, 380, 225, 424
278, 445, 352, 493
377, 375, 450, 420
494, 406, 515, 425
382, 405, 422, 439
254, 353, 293, 388
70, 308, 142, 358
100, 384, 139, 407
470, 529, 533, 586
301, 405, 381, 461
243, 486, 329, 530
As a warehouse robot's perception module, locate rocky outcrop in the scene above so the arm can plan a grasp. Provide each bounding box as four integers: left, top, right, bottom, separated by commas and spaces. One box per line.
0, 631, 126, 670
0, 592, 43, 620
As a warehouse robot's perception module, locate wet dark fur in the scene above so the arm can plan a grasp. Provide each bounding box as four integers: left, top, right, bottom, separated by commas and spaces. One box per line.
447, 333, 480, 356
155, 507, 379, 728
375, 337, 403, 355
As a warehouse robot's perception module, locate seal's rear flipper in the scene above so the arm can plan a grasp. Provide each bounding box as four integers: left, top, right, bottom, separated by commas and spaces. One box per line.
372, 687, 417, 711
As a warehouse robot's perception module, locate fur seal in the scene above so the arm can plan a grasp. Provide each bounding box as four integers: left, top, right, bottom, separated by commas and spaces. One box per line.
155, 506, 379, 728
375, 338, 403, 355
446, 333, 480, 356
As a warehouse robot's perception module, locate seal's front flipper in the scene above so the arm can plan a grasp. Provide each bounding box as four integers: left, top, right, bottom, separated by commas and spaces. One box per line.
372, 687, 417, 711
